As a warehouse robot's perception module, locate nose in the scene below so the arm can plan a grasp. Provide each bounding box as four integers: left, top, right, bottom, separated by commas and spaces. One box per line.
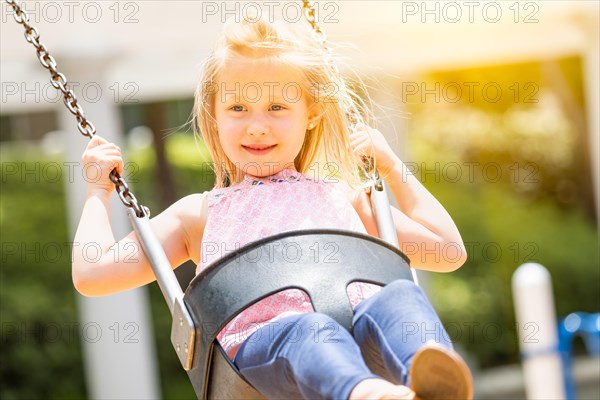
247, 114, 270, 136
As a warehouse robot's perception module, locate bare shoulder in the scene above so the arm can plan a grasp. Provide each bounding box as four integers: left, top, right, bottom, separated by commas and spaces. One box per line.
163, 192, 208, 265
171, 192, 207, 219
179, 193, 209, 265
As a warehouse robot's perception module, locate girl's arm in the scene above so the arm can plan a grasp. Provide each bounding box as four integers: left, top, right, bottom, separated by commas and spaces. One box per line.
72, 135, 206, 296
349, 124, 467, 272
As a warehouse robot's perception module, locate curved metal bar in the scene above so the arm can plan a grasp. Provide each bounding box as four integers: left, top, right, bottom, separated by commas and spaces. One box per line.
126, 208, 181, 312
126, 208, 195, 370
368, 181, 419, 284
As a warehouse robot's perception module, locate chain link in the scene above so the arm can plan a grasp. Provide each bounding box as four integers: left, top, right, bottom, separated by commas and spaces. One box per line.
5, 0, 147, 217
302, 1, 327, 47
301, 1, 379, 181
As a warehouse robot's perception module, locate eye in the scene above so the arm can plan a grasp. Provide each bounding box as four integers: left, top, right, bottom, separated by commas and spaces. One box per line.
270, 104, 285, 111
230, 105, 245, 112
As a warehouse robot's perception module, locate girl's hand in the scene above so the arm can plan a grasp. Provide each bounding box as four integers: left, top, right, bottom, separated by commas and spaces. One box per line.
81, 135, 125, 196
349, 123, 398, 177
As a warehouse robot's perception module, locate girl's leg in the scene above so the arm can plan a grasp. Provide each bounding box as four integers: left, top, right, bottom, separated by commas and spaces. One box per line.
233, 312, 380, 400
352, 279, 453, 385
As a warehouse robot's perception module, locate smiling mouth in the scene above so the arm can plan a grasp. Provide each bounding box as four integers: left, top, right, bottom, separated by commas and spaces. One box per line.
242, 144, 277, 155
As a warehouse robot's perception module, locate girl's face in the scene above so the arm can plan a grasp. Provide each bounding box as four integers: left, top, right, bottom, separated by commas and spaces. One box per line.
214, 57, 316, 178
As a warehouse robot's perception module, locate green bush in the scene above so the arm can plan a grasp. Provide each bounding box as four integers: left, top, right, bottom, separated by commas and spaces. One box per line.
1, 148, 85, 399
427, 181, 599, 368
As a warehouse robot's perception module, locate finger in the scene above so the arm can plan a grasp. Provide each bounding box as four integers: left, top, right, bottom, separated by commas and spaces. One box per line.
349, 141, 364, 154
348, 131, 360, 141
350, 132, 369, 144
351, 143, 373, 158
107, 157, 125, 176
353, 122, 368, 132
350, 137, 372, 153
91, 144, 122, 156
86, 135, 108, 149
91, 139, 121, 153
98, 143, 121, 152
113, 162, 124, 176
98, 150, 123, 160
349, 133, 369, 145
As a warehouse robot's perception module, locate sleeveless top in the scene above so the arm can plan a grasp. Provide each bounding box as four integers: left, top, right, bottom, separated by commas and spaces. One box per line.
196, 168, 380, 357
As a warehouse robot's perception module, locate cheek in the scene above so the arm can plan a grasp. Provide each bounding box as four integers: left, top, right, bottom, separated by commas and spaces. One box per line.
218, 130, 235, 152
216, 128, 235, 158
217, 120, 243, 141
291, 130, 308, 152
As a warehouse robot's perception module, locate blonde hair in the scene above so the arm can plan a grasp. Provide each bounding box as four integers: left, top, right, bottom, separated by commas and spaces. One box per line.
193, 17, 374, 188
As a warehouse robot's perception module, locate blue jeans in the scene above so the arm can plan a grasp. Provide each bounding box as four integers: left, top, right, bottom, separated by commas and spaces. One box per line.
233, 280, 453, 399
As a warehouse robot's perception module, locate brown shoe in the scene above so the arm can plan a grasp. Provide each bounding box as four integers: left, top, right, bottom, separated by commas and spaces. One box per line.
409, 342, 473, 400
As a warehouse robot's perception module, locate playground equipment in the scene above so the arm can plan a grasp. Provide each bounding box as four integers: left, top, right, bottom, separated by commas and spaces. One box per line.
558, 312, 600, 399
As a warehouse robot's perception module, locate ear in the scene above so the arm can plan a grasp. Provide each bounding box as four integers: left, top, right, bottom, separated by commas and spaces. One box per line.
307, 104, 323, 129
307, 118, 322, 130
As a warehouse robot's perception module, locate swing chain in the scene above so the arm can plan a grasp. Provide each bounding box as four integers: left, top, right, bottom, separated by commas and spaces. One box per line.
301, 1, 380, 184
109, 170, 147, 217
5, 0, 147, 218
302, 0, 327, 48
6, 0, 95, 138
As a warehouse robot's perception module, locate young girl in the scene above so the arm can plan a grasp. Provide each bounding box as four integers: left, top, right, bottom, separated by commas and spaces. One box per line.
73, 17, 472, 400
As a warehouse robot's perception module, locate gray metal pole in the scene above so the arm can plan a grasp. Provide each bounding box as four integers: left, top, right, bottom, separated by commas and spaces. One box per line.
60, 58, 161, 399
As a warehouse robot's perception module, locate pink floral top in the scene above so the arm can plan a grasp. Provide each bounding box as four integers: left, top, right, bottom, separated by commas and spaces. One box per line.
196, 168, 380, 357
